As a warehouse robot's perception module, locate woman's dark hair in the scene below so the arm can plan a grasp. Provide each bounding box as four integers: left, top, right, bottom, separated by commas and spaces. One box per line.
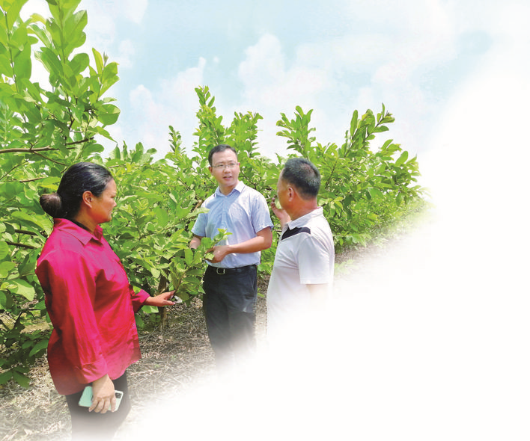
281, 157, 321, 199
40, 162, 114, 219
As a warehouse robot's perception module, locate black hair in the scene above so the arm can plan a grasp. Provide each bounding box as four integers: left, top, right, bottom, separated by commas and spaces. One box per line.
208, 144, 238, 166
40, 162, 114, 219
281, 157, 321, 199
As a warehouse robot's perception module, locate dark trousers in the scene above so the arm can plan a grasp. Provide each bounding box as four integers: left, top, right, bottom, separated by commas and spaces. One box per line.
203, 265, 258, 369
65, 372, 131, 441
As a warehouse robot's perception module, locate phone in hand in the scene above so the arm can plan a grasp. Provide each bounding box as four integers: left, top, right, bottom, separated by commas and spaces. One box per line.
78, 386, 124, 411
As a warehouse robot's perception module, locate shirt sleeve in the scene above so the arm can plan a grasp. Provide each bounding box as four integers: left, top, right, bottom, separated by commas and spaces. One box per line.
251, 192, 274, 233
191, 208, 207, 237
37, 249, 109, 384
130, 286, 150, 313
297, 236, 333, 285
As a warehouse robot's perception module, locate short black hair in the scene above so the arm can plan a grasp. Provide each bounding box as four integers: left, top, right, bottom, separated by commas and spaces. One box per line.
40, 162, 113, 219
281, 157, 321, 199
208, 144, 238, 166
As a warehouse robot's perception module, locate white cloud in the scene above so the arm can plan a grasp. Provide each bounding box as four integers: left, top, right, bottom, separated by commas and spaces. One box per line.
119, 58, 207, 157
122, 0, 148, 25
115, 39, 135, 69
237, 34, 332, 157
79, 0, 148, 66
232, 0, 463, 159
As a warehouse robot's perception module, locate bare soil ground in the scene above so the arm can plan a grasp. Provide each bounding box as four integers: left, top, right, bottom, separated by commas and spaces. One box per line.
0, 214, 433, 441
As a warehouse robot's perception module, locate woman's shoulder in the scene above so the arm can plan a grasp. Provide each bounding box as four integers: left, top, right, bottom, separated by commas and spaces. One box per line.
40, 228, 86, 260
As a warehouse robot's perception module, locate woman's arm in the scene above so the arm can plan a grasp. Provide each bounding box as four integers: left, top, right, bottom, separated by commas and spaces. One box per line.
143, 291, 175, 307
90, 374, 116, 413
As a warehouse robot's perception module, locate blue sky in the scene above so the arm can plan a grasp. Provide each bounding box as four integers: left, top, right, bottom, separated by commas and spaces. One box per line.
21, 1, 529, 186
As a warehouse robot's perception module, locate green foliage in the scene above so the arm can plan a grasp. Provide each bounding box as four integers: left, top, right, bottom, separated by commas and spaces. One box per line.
0, 4, 426, 389
276, 104, 423, 250
169, 229, 230, 304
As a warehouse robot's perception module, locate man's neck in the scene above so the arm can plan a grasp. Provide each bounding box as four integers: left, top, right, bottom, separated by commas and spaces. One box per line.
218, 180, 239, 196
288, 201, 319, 222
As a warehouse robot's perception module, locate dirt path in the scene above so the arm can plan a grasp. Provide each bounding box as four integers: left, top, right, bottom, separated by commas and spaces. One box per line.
0, 218, 437, 441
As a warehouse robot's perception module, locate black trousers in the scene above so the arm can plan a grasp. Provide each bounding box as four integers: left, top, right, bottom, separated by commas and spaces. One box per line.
202, 265, 258, 369
65, 371, 131, 441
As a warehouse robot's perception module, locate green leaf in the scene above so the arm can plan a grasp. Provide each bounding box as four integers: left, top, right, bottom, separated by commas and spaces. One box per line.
38, 176, 61, 190
98, 104, 120, 125
0, 291, 8, 309
0, 371, 13, 385
69, 52, 89, 76
13, 43, 32, 82
94, 126, 114, 141
92, 48, 104, 75
395, 151, 409, 167
11, 211, 48, 230
10, 279, 35, 301
350, 110, 358, 134
368, 188, 384, 199
134, 314, 145, 328
0, 241, 10, 260
12, 371, 30, 388
177, 292, 189, 302
184, 248, 193, 266
6, 0, 27, 29
29, 339, 48, 357
142, 305, 158, 314
153, 207, 169, 227
0, 261, 16, 278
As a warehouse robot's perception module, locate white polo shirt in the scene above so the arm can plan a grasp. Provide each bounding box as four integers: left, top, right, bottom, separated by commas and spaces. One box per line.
267, 207, 334, 341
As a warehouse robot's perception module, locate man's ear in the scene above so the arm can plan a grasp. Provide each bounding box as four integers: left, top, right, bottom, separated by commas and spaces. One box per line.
288, 186, 295, 200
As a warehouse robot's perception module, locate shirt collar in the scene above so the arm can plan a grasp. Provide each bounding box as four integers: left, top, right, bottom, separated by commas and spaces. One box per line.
53, 218, 104, 245
215, 180, 245, 197
286, 207, 324, 230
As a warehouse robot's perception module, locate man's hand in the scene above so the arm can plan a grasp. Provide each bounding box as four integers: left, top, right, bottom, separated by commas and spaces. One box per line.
90, 374, 115, 414
207, 245, 231, 263
144, 291, 175, 307
190, 235, 203, 249
271, 197, 291, 229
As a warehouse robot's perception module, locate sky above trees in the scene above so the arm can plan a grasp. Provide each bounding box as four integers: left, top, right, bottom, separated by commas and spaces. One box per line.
20, 0, 529, 188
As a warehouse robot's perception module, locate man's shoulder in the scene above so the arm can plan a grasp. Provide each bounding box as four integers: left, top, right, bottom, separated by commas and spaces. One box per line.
202, 191, 218, 207
299, 212, 333, 242
239, 182, 267, 201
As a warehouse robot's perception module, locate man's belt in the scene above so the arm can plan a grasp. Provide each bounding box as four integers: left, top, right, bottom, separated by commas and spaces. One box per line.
207, 264, 257, 275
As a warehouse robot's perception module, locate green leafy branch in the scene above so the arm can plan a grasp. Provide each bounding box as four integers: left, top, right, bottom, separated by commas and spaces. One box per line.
169, 229, 230, 304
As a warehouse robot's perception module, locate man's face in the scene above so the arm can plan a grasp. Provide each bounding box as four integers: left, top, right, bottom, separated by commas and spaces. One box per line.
209, 149, 240, 192
276, 173, 289, 210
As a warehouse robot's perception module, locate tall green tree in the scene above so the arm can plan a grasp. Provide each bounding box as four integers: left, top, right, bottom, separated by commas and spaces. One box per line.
0, 0, 119, 386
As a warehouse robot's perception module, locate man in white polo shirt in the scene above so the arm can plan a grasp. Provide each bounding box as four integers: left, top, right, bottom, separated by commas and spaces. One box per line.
267, 157, 334, 345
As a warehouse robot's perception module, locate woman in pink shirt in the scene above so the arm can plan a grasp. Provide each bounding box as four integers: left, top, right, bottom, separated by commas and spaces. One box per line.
36, 162, 174, 440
